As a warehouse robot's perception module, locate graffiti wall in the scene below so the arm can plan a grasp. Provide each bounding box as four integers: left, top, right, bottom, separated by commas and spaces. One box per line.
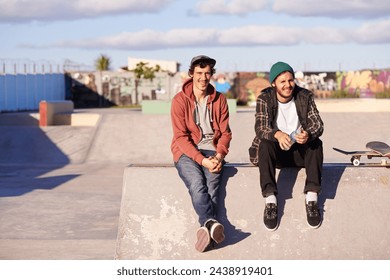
67, 71, 185, 108
66, 68, 390, 108
295, 69, 390, 98
338, 69, 390, 98
219, 69, 390, 104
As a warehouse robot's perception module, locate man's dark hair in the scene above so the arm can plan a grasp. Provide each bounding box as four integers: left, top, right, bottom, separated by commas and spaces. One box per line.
188, 62, 216, 76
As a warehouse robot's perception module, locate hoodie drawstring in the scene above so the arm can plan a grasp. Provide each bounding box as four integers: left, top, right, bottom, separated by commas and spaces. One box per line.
209, 102, 213, 122
194, 101, 200, 126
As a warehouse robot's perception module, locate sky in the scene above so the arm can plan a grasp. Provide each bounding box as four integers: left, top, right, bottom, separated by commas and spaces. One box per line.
1, 0, 390, 73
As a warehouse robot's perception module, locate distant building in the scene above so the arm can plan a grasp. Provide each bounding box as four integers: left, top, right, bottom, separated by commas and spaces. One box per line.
127, 57, 180, 74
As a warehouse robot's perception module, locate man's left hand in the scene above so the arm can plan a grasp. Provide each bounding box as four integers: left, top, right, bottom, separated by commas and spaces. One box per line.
295, 130, 309, 144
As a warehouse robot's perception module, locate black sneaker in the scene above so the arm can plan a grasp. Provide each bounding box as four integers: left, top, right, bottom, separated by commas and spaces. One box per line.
305, 201, 322, 229
263, 203, 278, 231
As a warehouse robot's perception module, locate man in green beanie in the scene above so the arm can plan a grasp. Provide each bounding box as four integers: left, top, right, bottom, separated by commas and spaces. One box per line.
250, 61, 324, 231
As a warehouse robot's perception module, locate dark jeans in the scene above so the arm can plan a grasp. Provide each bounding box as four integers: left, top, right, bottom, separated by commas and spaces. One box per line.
175, 150, 222, 226
258, 138, 323, 197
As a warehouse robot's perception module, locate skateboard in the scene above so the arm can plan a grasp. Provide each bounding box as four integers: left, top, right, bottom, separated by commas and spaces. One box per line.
333, 141, 390, 166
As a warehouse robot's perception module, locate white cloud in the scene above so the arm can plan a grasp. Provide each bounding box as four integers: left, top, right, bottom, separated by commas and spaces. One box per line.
2, 0, 388, 23
218, 25, 302, 46
273, 0, 390, 19
34, 19, 390, 50
0, 0, 174, 22
353, 19, 390, 44
302, 27, 352, 45
195, 0, 268, 15
50, 28, 219, 50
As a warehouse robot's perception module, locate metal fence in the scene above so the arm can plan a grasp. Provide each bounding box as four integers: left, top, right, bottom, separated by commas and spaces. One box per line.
0, 73, 65, 112
0, 59, 92, 112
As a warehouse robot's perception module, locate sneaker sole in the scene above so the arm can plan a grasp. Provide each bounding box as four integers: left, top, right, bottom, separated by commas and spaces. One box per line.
195, 227, 210, 252
210, 223, 225, 244
307, 220, 322, 229
264, 223, 278, 232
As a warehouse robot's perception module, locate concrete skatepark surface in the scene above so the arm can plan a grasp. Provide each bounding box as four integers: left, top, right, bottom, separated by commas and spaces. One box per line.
0, 99, 389, 260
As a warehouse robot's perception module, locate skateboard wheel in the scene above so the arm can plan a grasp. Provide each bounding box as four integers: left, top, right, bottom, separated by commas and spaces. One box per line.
352, 158, 360, 166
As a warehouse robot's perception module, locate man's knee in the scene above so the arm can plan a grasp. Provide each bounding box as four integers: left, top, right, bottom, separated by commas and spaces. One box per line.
259, 139, 276, 154
309, 138, 323, 150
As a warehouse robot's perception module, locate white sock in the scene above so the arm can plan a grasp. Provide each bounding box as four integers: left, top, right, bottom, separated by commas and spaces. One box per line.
265, 194, 277, 205
306, 191, 318, 204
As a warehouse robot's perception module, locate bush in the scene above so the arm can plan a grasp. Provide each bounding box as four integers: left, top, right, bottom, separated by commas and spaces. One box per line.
329, 90, 354, 98
375, 91, 390, 98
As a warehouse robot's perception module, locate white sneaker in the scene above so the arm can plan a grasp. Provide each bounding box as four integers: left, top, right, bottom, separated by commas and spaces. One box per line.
209, 222, 225, 244
195, 226, 211, 252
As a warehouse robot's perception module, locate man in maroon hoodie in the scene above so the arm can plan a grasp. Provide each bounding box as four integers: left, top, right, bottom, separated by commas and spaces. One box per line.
171, 55, 232, 252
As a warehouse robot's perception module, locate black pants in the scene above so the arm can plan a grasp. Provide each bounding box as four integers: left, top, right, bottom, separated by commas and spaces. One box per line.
258, 138, 323, 197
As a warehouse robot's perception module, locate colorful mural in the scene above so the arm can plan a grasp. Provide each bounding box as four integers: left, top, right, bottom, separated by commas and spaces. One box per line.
338, 69, 390, 97
66, 68, 390, 108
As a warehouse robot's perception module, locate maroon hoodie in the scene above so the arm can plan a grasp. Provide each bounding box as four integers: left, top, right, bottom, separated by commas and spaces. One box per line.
170, 78, 232, 164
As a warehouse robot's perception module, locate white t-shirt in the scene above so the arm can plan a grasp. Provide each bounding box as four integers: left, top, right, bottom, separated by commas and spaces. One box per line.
276, 99, 300, 135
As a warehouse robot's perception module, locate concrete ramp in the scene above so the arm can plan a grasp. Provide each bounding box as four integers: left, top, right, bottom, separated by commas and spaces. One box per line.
1, 100, 390, 260
115, 164, 390, 260
85, 113, 173, 164
0, 125, 97, 165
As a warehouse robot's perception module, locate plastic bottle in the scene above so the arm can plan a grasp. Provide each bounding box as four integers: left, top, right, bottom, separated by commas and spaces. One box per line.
289, 125, 302, 144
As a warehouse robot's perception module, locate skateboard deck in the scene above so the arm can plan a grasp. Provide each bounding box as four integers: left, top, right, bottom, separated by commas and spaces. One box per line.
333, 141, 390, 166
366, 141, 390, 157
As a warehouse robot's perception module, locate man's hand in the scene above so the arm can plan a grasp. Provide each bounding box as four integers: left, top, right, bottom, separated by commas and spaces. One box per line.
294, 129, 309, 144
209, 155, 223, 173
201, 157, 218, 170
274, 130, 293, 151
202, 154, 223, 173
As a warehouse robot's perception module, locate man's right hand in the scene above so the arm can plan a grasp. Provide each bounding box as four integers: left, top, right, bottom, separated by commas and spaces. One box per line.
274, 130, 293, 151
202, 156, 221, 172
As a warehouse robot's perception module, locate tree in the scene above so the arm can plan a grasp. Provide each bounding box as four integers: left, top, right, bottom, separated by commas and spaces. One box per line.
95, 54, 111, 71
94, 54, 112, 107
132, 62, 161, 105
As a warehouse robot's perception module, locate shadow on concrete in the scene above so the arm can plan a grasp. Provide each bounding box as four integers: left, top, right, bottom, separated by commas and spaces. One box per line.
0, 169, 79, 197
0, 114, 78, 197
276, 165, 345, 226
276, 167, 300, 225
319, 165, 346, 220
217, 165, 251, 249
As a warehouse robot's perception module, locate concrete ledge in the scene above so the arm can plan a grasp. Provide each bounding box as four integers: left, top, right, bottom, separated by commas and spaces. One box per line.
227, 98, 237, 114
53, 113, 100, 126
38, 100, 99, 126
39, 100, 74, 126
116, 164, 390, 260
316, 98, 390, 113
141, 100, 171, 114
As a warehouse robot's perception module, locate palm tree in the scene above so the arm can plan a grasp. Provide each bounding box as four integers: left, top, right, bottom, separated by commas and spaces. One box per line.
132, 62, 161, 105
94, 54, 111, 107
95, 54, 111, 71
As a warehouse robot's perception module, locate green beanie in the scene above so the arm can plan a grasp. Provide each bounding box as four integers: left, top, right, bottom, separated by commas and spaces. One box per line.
269, 62, 294, 83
